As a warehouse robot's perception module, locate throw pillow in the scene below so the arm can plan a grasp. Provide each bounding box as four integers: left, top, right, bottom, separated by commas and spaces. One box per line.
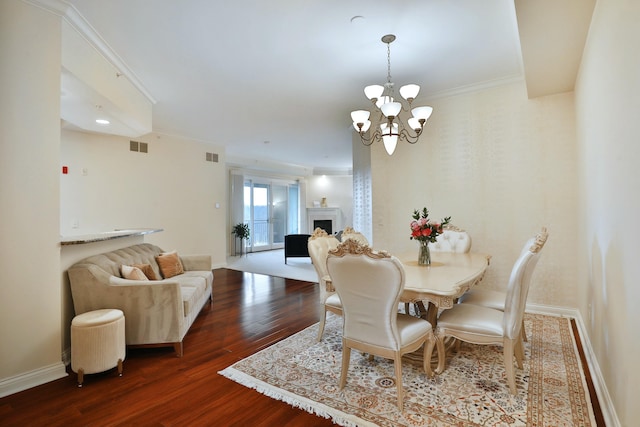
156, 251, 184, 279
132, 263, 158, 281
121, 265, 149, 281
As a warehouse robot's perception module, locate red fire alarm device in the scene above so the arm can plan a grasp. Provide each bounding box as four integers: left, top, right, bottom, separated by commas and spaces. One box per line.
62, 166, 68, 174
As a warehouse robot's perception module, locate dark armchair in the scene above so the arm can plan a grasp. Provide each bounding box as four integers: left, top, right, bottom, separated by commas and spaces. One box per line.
284, 234, 311, 263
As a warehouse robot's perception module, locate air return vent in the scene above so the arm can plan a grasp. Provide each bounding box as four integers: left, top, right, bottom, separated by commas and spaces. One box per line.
130, 140, 148, 153
205, 152, 219, 163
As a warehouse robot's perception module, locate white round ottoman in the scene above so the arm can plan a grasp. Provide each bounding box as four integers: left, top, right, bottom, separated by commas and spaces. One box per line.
71, 309, 125, 387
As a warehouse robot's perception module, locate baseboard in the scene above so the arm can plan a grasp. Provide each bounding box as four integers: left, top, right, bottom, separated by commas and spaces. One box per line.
62, 346, 71, 366
526, 303, 621, 427
0, 362, 68, 399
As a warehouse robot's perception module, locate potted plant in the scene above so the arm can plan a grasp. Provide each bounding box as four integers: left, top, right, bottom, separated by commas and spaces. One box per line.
232, 223, 250, 255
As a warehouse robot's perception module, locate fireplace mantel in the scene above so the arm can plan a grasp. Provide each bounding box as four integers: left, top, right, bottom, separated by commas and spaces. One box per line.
307, 207, 342, 235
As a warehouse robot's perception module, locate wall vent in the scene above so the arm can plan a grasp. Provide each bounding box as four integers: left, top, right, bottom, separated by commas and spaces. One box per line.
205, 152, 219, 163
130, 140, 148, 153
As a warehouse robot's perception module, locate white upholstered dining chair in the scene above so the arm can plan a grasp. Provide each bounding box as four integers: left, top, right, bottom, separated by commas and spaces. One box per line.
307, 228, 342, 341
326, 240, 443, 410
457, 227, 549, 343
339, 226, 369, 246
427, 228, 548, 395
429, 225, 472, 253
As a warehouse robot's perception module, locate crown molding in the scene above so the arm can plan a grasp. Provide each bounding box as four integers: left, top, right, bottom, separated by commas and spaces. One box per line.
23, 0, 156, 104
426, 74, 525, 101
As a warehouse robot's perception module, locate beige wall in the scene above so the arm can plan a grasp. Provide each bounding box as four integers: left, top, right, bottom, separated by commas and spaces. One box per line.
0, 0, 67, 394
60, 130, 227, 263
371, 82, 578, 309
575, 0, 640, 424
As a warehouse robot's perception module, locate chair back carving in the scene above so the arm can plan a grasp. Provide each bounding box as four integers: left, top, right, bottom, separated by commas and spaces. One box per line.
327, 240, 405, 350
307, 233, 340, 299
310, 227, 330, 239
340, 226, 370, 246
429, 225, 471, 253
502, 227, 549, 339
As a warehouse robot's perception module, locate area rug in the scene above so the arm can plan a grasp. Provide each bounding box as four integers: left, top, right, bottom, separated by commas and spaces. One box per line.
226, 249, 317, 283
219, 313, 596, 426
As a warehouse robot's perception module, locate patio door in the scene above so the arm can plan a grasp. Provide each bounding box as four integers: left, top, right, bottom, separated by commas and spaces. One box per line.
244, 179, 299, 252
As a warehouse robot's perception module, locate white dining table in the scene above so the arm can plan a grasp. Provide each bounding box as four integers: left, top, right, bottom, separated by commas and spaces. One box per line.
398, 251, 492, 325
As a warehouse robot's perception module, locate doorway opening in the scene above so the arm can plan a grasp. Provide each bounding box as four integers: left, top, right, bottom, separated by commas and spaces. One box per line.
243, 179, 300, 252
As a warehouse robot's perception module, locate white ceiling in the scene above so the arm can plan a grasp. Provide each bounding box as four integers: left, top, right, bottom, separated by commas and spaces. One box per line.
61, 0, 593, 173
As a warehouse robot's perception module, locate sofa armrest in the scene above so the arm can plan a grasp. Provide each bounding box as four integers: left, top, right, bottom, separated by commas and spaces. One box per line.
180, 254, 212, 271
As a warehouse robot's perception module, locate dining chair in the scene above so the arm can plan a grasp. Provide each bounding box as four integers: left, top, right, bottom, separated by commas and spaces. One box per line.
340, 226, 370, 246
429, 224, 472, 253
326, 239, 443, 410
427, 228, 547, 394
307, 227, 342, 341
457, 227, 548, 342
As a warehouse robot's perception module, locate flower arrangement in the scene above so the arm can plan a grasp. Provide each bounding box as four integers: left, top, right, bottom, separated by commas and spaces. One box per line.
409, 207, 451, 244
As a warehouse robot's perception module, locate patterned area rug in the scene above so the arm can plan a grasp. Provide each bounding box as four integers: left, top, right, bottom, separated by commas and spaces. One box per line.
219, 313, 596, 426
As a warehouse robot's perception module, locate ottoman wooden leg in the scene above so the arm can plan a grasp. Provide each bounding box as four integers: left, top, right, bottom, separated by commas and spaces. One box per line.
77, 368, 84, 387
117, 359, 123, 376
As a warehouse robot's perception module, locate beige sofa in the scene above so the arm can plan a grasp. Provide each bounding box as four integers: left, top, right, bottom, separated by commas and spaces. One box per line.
67, 243, 213, 356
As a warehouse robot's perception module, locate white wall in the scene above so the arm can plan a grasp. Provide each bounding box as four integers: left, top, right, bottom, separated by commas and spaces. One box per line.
0, 0, 67, 395
575, 0, 640, 424
371, 81, 579, 309
306, 175, 353, 230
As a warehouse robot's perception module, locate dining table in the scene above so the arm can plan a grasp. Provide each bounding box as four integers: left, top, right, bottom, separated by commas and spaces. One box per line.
397, 251, 491, 371
398, 251, 492, 326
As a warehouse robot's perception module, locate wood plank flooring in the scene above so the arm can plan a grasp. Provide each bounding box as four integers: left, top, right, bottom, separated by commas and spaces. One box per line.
0, 269, 336, 426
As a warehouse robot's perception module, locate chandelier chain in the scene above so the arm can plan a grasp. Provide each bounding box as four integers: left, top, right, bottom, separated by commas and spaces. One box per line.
386, 42, 392, 84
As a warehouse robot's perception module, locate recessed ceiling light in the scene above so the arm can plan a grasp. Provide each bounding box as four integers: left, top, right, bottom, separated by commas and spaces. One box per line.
95, 119, 110, 125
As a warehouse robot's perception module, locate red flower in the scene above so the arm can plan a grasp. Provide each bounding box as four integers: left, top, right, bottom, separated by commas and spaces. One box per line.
409, 208, 451, 243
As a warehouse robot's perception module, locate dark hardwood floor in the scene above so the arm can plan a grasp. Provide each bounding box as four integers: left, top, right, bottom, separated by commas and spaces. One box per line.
0, 269, 336, 426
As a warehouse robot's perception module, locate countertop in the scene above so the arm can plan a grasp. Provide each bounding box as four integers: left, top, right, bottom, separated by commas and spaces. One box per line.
60, 228, 163, 245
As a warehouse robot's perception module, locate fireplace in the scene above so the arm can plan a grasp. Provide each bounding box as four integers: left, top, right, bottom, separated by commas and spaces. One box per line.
313, 219, 333, 235
307, 207, 341, 235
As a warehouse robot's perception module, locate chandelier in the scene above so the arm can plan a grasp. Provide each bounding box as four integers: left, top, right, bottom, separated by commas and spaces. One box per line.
351, 34, 433, 155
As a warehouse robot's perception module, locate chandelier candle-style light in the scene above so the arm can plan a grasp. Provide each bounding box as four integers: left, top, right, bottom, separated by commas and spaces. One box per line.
351, 34, 433, 155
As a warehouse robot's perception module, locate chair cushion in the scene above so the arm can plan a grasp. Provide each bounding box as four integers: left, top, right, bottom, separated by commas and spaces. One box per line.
173, 276, 207, 315
180, 270, 214, 290
396, 314, 432, 344
325, 293, 342, 308
437, 303, 504, 337
458, 289, 506, 311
